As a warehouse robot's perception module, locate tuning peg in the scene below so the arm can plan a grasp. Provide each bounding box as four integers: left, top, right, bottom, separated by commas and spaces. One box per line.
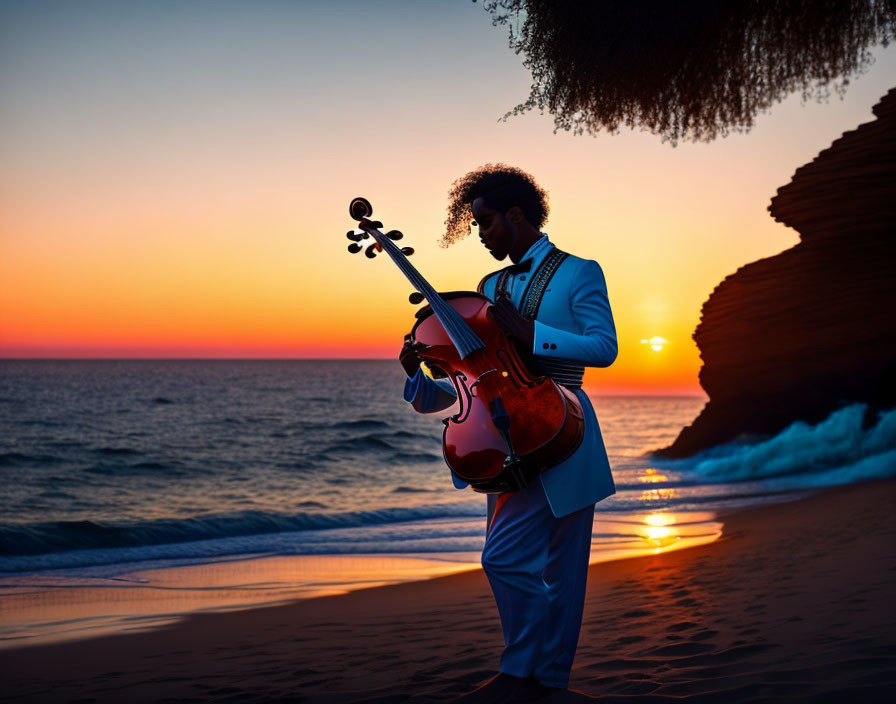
349, 197, 372, 220
348, 243, 362, 254
346, 230, 364, 242
364, 220, 384, 229
385, 230, 403, 240
401, 247, 414, 256
409, 292, 425, 304
365, 243, 379, 258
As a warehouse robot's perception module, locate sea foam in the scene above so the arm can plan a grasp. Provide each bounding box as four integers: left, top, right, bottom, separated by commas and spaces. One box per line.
656, 403, 896, 485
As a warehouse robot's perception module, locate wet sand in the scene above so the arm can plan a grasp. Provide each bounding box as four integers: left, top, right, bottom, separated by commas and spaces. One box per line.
2, 478, 895, 702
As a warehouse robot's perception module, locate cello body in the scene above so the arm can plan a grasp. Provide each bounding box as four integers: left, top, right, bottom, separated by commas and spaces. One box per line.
410, 292, 584, 493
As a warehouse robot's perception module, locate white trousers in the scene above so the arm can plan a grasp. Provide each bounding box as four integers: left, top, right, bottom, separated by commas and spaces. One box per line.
481, 479, 595, 688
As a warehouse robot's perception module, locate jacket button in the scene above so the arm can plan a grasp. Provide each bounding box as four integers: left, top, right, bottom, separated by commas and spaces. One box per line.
520, 275, 527, 281
543, 343, 550, 349
550, 343, 557, 350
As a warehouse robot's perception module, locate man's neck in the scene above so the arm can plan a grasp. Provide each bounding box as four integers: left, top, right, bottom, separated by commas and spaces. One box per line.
508, 225, 543, 263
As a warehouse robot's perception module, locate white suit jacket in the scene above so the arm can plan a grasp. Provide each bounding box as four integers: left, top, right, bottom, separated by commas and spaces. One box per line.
403, 234, 617, 518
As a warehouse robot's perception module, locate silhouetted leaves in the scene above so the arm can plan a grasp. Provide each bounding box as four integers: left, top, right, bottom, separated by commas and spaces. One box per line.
476, 0, 896, 144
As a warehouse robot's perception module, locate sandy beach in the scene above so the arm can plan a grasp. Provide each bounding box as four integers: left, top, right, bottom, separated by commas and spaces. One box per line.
2, 477, 894, 702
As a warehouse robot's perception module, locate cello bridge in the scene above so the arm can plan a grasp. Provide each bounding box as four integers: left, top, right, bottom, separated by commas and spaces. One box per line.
469, 369, 498, 397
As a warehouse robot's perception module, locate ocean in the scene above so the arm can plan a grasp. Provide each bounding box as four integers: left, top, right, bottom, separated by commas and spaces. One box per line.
2, 360, 894, 644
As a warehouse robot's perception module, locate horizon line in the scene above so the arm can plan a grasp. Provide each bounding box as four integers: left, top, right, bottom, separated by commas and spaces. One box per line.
0, 358, 708, 397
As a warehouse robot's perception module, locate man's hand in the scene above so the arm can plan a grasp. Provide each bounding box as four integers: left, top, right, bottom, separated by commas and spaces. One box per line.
399, 338, 422, 377
488, 299, 535, 349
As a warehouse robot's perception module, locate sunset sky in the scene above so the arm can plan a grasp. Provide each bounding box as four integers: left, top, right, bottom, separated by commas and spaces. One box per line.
1, 1, 894, 395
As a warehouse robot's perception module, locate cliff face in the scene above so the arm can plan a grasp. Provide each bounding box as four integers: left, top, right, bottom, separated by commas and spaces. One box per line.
659, 87, 896, 458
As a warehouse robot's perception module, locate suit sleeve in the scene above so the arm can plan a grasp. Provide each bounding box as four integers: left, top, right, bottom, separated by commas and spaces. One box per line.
402, 370, 467, 488
532, 259, 618, 367
403, 367, 458, 414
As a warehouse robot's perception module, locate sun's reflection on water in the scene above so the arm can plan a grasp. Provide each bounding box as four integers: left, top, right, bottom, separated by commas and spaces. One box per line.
590, 509, 723, 563
638, 468, 669, 483
637, 468, 677, 502
642, 512, 678, 549
640, 488, 676, 501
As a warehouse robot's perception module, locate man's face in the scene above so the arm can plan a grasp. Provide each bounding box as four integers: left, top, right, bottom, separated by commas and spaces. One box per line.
471, 197, 513, 261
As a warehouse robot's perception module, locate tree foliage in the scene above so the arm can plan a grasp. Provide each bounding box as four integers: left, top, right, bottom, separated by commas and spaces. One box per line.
477, 0, 896, 143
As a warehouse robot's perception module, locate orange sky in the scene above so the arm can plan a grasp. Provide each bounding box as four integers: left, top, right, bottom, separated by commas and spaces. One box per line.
1, 2, 894, 395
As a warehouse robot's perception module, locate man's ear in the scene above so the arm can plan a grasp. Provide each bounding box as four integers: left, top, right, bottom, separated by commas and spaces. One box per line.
506, 206, 524, 224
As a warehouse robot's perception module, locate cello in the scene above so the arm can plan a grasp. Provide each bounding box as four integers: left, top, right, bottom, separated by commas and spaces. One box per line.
347, 197, 584, 493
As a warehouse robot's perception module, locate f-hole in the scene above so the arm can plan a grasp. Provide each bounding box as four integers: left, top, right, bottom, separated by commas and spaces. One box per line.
449, 371, 473, 424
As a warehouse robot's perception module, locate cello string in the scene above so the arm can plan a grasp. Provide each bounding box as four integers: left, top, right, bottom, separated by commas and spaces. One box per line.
366, 226, 486, 358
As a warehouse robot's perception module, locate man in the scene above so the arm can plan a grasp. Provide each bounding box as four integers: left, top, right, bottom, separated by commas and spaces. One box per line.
400, 164, 617, 702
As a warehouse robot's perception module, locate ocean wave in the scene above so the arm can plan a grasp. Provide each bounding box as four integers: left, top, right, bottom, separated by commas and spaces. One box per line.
82, 462, 189, 478
299, 419, 396, 433
0, 531, 489, 575
331, 419, 392, 431
0, 452, 65, 467
321, 435, 398, 453
393, 451, 442, 463
130, 461, 169, 470
654, 403, 896, 484
0, 502, 486, 560
94, 447, 141, 456
36, 490, 77, 500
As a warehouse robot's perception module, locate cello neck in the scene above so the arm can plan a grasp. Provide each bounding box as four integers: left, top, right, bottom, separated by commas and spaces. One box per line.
359, 223, 485, 359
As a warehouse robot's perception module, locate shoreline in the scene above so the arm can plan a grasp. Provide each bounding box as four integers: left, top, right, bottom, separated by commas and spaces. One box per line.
0, 552, 484, 649
0, 506, 726, 650
3, 477, 894, 701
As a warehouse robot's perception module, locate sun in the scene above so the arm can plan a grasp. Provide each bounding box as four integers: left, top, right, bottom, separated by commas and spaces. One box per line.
640, 336, 668, 352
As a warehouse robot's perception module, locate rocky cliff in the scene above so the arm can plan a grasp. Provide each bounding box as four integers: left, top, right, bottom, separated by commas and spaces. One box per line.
658, 87, 896, 458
